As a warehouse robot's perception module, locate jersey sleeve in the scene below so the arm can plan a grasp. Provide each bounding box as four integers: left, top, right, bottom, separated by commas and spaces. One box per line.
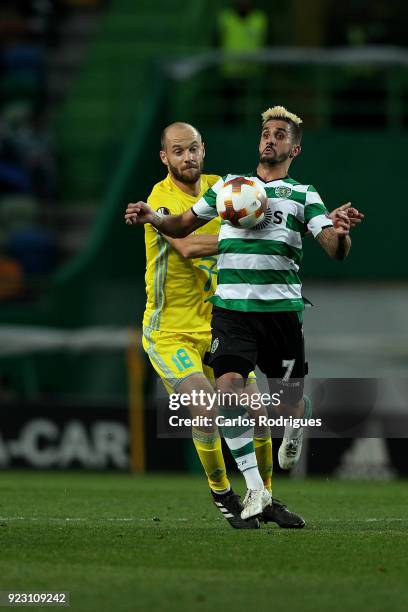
147, 187, 183, 216
191, 176, 226, 221
304, 185, 333, 238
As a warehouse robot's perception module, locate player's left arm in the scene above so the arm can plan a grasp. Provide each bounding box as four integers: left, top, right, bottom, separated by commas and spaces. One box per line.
305, 186, 351, 261
316, 225, 351, 261
162, 234, 218, 258
304, 202, 364, 237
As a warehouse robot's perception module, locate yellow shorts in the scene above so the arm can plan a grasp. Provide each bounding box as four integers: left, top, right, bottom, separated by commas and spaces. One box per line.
142, 328, 256, 393
142, 328, 214, 392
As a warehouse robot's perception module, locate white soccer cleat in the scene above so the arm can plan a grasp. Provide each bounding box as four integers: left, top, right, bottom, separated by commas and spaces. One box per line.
241, 488, 272, 520
278, 428, 304, 470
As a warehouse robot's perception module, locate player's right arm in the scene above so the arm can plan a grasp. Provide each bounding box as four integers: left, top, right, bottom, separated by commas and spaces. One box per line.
125, 176, 222, 237
125, 202, 206, 237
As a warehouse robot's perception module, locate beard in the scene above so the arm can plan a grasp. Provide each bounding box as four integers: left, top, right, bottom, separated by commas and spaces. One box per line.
168, 160, 203, 184
259, 148, 291, 165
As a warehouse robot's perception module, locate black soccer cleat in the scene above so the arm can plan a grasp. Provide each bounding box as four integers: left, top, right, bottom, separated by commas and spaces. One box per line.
260, 497, 305, 528
211, 489, 260, 529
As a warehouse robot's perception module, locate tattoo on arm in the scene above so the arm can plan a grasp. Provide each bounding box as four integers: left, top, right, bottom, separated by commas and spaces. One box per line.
151, 210, 164, 227
316, 227, 351, 260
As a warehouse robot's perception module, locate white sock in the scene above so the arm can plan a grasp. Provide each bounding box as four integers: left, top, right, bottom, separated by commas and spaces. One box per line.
223, 433, 264, 490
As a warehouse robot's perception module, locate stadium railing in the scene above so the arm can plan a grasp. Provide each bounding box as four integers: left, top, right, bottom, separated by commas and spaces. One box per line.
0, 325, 146, 472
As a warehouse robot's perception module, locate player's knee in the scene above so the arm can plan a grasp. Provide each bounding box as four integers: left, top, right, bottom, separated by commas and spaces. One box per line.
216, 372, 243, 397
216, 371, 250, 411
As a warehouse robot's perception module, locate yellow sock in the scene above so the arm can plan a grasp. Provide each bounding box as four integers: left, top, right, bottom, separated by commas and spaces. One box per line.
254, 436, 273, 494
192, 428, 230, 492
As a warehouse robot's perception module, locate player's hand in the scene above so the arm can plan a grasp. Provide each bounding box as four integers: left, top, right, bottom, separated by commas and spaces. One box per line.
125, 201, 155, 225
332, 209, 350, 237
330, 202, 364, 229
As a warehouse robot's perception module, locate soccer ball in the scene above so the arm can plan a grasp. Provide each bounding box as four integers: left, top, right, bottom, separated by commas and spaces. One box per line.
216, 177, 266, 229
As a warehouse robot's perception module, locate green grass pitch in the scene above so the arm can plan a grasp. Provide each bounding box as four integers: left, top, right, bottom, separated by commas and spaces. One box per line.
0, 472, 407, 612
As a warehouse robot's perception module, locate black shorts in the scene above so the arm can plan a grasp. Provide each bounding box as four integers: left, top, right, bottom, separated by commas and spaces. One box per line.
207, 306, 307, 401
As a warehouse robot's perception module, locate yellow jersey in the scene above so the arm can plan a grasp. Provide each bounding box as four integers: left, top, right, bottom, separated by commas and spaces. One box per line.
143, 174, 221, 333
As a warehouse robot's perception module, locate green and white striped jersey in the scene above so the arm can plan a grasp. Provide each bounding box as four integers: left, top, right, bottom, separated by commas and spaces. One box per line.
192, 174, 333, 313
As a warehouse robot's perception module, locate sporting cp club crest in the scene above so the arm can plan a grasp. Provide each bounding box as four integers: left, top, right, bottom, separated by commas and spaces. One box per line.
211, 338, 219, 353
275, 186, 292, 198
